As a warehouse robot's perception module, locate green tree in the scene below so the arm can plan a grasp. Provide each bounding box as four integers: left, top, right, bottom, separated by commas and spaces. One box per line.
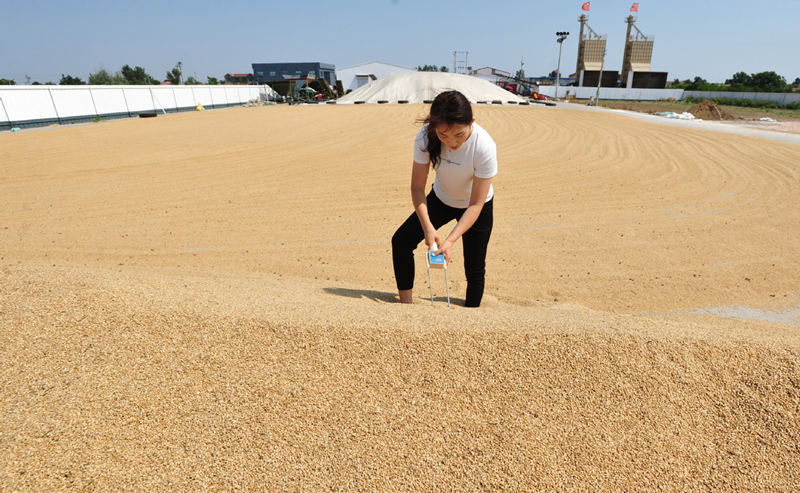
687, 76, 708, 90
165, 67, 181, 85
725, 71, 752, 88
207, 76, 219, 85
89, 69, 113, 85
416, 64, 450, 72
749, 71, 788, 92
793, 77, 800, 88
121, 65, 158, 85
185, 76, 199, 85
515, 69, 525, 80
89, 69, 126, 85
684, 76, 729, 91
0, 78, 15, 85
59, 74, 86, 85
548, 70, 558, 77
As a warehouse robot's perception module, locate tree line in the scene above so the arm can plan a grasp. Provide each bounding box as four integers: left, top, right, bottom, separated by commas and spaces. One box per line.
416, 65, 449, 72
672, 71, 800, 93
4, 67, 799, 92
0, 65, 224, 86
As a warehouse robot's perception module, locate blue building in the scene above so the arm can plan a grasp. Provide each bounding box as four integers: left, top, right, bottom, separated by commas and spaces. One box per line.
252, 62, 336, 86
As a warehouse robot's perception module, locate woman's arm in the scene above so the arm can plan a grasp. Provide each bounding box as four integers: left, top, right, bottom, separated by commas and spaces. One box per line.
410, 161, 439, 250
435, 176, 493, 260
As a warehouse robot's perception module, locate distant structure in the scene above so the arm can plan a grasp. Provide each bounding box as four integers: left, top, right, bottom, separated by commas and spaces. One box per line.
468, 67, 545, 96
336, 61, 413, 93
251, 62, 336, 87
468, 67, 511, 85
575, 14, 617, 88
453, 51, 469, 74
224, 73, 253, 85
529, 75, 577, 87
620, 15, 667, 88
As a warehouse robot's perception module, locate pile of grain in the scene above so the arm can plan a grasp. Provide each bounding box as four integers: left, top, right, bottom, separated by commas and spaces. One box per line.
337, 71, 525, 104
2, 104, 800, 490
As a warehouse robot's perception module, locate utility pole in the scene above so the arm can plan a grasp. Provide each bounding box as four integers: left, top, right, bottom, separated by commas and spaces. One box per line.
593, 47, 606, 105
176, 61, 183, 85
554, 32, 569, 99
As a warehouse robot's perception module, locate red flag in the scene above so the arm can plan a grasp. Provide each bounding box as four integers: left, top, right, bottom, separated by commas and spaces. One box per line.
630, 2, 639, 12
582, 2, 590, 11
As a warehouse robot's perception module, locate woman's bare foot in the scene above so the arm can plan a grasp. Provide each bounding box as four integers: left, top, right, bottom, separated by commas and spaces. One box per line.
398, 289, 413, 304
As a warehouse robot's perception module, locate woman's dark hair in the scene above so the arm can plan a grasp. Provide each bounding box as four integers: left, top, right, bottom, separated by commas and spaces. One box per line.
421, 90, 473, 168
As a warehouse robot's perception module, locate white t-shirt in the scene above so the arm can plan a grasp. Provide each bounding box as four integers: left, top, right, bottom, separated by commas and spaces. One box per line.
413, 122, 497, 208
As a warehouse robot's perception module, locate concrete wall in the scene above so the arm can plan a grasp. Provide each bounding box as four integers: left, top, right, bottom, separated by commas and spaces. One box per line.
538, 86, 684, 101
0, 85, 275, 130
537, 86, 800, 105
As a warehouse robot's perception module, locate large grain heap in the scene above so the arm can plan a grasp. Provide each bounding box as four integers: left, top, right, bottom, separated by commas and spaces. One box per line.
337, 71, 525, 104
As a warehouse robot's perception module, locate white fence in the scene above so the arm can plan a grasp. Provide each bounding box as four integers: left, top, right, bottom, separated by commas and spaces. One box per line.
0, 84, 276, 130
536, 85, 800, 105
537, 86, 684, 101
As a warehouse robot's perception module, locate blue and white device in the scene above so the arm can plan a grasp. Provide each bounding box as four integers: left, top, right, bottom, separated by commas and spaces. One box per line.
428, 247, 446, 269
425, 242, 450, 307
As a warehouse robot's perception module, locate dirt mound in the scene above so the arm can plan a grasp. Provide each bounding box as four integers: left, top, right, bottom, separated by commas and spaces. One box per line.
688, 99, 736, 120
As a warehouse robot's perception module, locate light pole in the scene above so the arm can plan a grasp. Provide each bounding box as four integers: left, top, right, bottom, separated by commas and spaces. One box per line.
593, 47, 606, 105
554, 31, 569, 100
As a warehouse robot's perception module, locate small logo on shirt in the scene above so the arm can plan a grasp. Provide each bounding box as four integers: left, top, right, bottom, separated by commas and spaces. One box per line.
444, 158, 462, 166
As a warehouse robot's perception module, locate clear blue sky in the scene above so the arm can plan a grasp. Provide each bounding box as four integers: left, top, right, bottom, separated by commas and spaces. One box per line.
3, 0, 798, 84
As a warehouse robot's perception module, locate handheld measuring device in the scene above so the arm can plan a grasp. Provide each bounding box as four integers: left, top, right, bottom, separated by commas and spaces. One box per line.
425, 242, 450, 307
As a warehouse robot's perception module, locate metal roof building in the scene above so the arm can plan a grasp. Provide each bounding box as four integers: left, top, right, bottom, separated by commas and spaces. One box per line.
252, 62, 336, 87
335, 61, 414, 93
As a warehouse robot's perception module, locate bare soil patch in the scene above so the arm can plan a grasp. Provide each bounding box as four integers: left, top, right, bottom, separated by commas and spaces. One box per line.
688, 99, 737, 120
586, 99, 800, 122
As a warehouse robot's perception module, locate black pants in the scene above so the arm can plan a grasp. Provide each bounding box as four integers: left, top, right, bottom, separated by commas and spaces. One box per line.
392, 189, 493, 307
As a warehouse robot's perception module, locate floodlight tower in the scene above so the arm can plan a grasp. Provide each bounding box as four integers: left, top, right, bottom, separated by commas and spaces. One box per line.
554, 31, 569, 99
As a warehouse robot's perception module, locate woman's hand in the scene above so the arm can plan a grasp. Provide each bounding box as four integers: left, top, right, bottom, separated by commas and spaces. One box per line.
424, 228, 440, 253
434, 239, 454, 263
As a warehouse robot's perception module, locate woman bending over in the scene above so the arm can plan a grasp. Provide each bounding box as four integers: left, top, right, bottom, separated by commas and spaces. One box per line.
391, 90, 497, 307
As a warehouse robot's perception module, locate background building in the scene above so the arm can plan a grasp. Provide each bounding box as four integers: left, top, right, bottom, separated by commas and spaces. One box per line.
468, 67, 511, 85
575, 14, 615, 87
621, 15, 667, 89
530, 75, 577, 87
252, 62, 336, 87
575, 14, 616, 86
224, 73, 253, 85
336, 61, 413, 93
